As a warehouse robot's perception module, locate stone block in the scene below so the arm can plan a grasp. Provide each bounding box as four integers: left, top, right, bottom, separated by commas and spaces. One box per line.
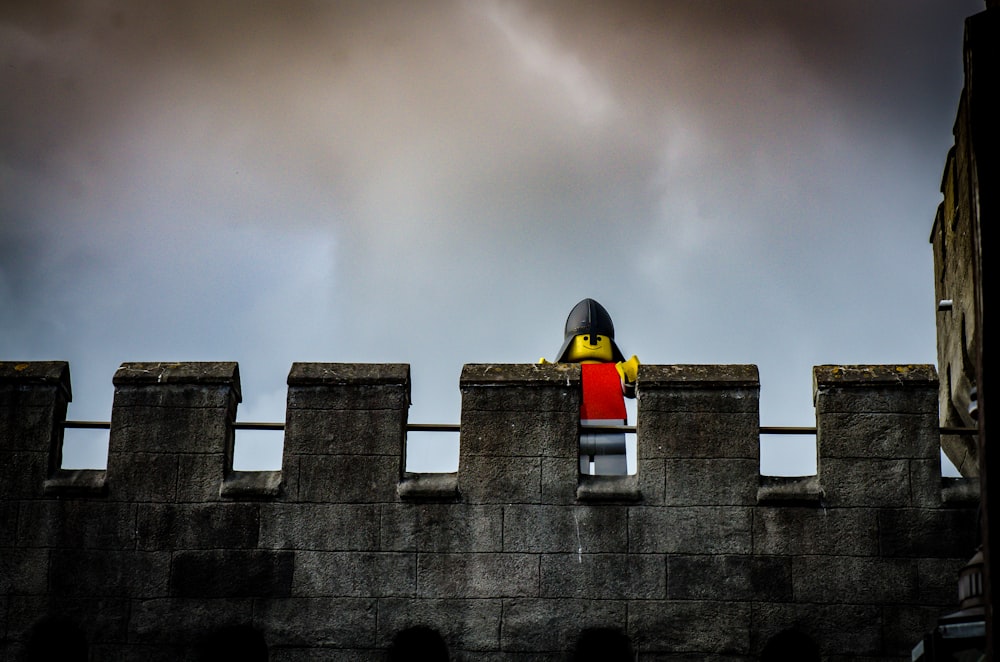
458, 456, 541, 504
286, 384, 409, 412
878, 508, 978, 558
629, 506, 752, 554
539, 455, 581, 504
417, 553, 538, 598
0, 548, 48, 595
461, 410, 578, 458
915, 557, 968, 605
49, 550, 170, 598
255, 597, 377, 648
175, 452, 229, 502
819, 458, 913, 507
751, 602, 882, 657
0, 404, 64, 452
817, 412, 938, 459
753, 506, 879, 556
663, 458, 758, 505
259, 504, 379, 551
667, 555, 791, 601
812, 365, 936, 410
296, 454, 399, 503
791, 556, 917, 604
170, 550, 294, 598
376, 598, 502, 651
6, 595, 132, 645
540, 553, 665, 599
129, 598, 255, 645
379, 503, 503, 552
283, 408, 404, 455
502, 504, 627, 553
501, 598, 626, 652
18, 500, 136, 550
628, 600, 750, 654
136, 503, 259, 550
0, 450, 48, 498
638, 412, 759, 459
106, 451, 179, 502
108, 403, 233, 455
292, 551, 416, 597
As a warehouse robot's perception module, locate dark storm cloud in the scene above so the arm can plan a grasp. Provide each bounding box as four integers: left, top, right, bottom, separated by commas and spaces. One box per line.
0, 0, 985, 473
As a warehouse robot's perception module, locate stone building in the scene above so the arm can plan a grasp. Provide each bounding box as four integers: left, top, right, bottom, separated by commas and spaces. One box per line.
0, 360, 979, 659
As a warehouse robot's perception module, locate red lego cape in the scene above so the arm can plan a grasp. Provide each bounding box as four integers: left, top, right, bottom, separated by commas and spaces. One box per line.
580, 363, 627, 421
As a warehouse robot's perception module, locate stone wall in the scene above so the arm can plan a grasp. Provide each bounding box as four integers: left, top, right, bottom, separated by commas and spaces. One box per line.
0, 360, 979, 660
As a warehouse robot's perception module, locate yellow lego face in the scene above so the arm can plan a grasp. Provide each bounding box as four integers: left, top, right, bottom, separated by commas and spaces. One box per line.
564, 334, 614, 363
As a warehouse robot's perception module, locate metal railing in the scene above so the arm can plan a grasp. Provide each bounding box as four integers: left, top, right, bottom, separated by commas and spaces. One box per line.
61, 421, 979, 435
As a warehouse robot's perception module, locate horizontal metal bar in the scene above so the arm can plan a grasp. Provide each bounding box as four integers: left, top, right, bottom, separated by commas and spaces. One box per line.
62, 421, 979, 436
407, 423, 461, 432
233, 422, 285, 431
63, 421, 111, 429
760, 426, 816, 435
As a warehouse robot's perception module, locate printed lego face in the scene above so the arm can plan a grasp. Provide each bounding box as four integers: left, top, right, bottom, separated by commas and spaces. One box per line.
565, 334, 614, 363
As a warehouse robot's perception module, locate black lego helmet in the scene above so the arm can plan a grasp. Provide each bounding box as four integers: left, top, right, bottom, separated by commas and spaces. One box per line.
555, 298, 626, 363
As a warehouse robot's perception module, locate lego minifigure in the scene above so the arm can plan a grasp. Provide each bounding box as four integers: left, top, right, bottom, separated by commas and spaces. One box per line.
540, 299, 639, 475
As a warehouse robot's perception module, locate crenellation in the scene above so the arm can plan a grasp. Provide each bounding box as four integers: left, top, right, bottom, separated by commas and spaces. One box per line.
0, 360, 981, 659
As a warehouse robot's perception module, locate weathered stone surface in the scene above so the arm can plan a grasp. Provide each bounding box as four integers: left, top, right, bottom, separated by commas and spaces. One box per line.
283, 408, 405, 455
628, 600, 750, 654
296, 453, 399, 503
878, 508, 979, 558
380, 503, 503, 552
503, 504, 627, 553
376, 598, 502, 651
287, 362, 409, 388
629, 506, 753, 554
106, 451, 179, 502
638, 412, 758, 459
417, 553, 538, 598
753, 506, 879, 556
259, 504, 380, 550
49, 550, 170, 598
791, 556, 918, 604
129, 598, 255, 644
286, 384, 410, 412
292, 551, 416, 597
540, 553, 665, 599
0, 548, 48, 594
0, 360, 981, 658
915, 557, 969, 604
256, 597, 378, 648
18, 501, 136, 549
170, 550, 294, 598
819, 458, 914, 507
135, 503, 259, 550
818, 412, 939, 460
751, 602, 883, 657
459, 410, 577, 457
459, 455, 541, 504
502, 599, 626, 652
663, 458, 758, 505
814, 369, 938, 416
667, 554, 791, 601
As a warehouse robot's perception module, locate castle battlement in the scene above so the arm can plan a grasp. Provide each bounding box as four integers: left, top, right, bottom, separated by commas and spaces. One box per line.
0, 360, 980, 659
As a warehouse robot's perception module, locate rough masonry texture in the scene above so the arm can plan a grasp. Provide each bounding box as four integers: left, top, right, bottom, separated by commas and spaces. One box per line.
0, 360, 980, 660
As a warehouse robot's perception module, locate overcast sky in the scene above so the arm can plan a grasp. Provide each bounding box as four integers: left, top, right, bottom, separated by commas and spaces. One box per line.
1, 1, 982, 475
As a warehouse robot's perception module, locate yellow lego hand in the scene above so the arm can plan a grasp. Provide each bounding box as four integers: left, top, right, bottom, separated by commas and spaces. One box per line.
538, 357, 551, 365
617, 355, 640, 398
616, 355, 640, 384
